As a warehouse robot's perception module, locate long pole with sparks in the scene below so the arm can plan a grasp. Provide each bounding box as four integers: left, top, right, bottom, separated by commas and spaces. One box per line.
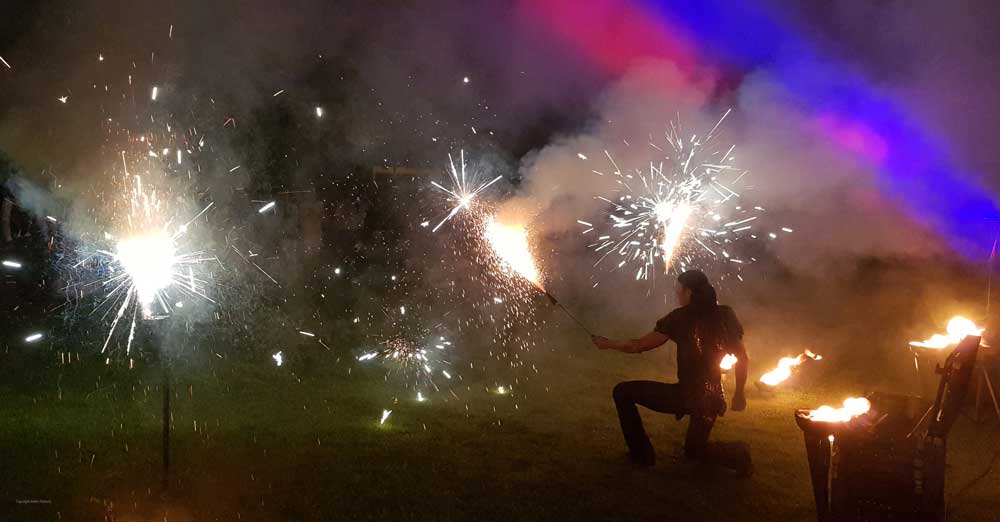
484, 217, 594, 336
542, 290, 594, 336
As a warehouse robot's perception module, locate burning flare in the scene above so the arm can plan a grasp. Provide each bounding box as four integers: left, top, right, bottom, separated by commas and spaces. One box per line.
719, 353, 738, 370
909, 316, 984, 349
759, 349, 822, 386
485, 217, 541, 286
804, 397, 871, 423
115, 232, 177, 314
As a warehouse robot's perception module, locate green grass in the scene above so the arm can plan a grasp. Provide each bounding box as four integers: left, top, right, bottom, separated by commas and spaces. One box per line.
1, 339, 998, 522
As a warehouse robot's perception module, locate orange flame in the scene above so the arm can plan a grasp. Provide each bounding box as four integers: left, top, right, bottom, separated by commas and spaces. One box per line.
485, 217, 541, 286
719, 353, 738, 370
804, 397, 871, 423
759, 349, 822, 386
910, 316, 984, 349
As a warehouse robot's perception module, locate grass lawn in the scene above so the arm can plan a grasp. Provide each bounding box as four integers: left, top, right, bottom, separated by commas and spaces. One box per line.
1, 332, 998, 522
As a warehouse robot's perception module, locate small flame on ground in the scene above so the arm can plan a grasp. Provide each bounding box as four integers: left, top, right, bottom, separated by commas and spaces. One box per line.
805, 397, 871, 423
759, 349, 822, 386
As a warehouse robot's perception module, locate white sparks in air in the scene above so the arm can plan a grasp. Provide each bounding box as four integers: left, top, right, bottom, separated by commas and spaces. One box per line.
258, 201, 276, 213
24, 333, 43, 343
379, 409, 392, 425
272, 351, 284, 366
315, 106, 324, 118
430, 150, 502, 232
151, 86, 158, 101
582, 111, 770, 283
2, 260, 22, 269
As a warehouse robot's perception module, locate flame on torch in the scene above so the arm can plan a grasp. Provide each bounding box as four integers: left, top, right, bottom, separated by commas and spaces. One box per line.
759, 349, 822, 386
910, 316, 984, 349
804, 397, 871, 423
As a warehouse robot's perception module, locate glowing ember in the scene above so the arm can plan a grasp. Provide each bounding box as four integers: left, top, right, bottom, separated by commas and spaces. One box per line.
720, 353, 738, 370
759, 349, 822, 386
805, 397, 871, 423
485, 217, 541, 285
910, 316, 984, 349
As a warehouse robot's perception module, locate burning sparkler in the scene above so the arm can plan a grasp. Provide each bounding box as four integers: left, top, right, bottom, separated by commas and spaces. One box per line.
580, 112, 791, 284
909, 316, 984, 349
430, 150, 503, 232
484, 216, 593, 335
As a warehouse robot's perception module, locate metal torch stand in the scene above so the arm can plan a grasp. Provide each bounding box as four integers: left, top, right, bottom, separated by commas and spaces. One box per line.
161, 353, 171, 494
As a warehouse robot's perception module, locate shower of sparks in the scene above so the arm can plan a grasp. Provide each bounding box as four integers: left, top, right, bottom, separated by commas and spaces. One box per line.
430, 150, 503, 232
72, 176, 218, 356
357, 334, 454, 392
581, 111, 791, 283
484, 217, 541, 286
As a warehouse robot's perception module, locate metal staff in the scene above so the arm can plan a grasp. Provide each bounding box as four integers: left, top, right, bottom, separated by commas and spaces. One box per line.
541, 289, 594, 336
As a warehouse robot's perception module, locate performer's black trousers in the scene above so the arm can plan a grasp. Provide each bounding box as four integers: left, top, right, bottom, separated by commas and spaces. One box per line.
613, 381, 712, 462
613, 380, 747, 467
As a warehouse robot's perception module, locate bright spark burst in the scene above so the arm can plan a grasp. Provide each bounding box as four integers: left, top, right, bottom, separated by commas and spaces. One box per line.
357, 334, 454, 392
582, 112, 789, 283
484, 217, 541, 286
77, 176, 217, 355
430, 150, 502, 232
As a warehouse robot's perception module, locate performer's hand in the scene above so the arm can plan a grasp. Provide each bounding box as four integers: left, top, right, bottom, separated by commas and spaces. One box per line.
731, 393, 747, 412
591, 335, 612, 350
